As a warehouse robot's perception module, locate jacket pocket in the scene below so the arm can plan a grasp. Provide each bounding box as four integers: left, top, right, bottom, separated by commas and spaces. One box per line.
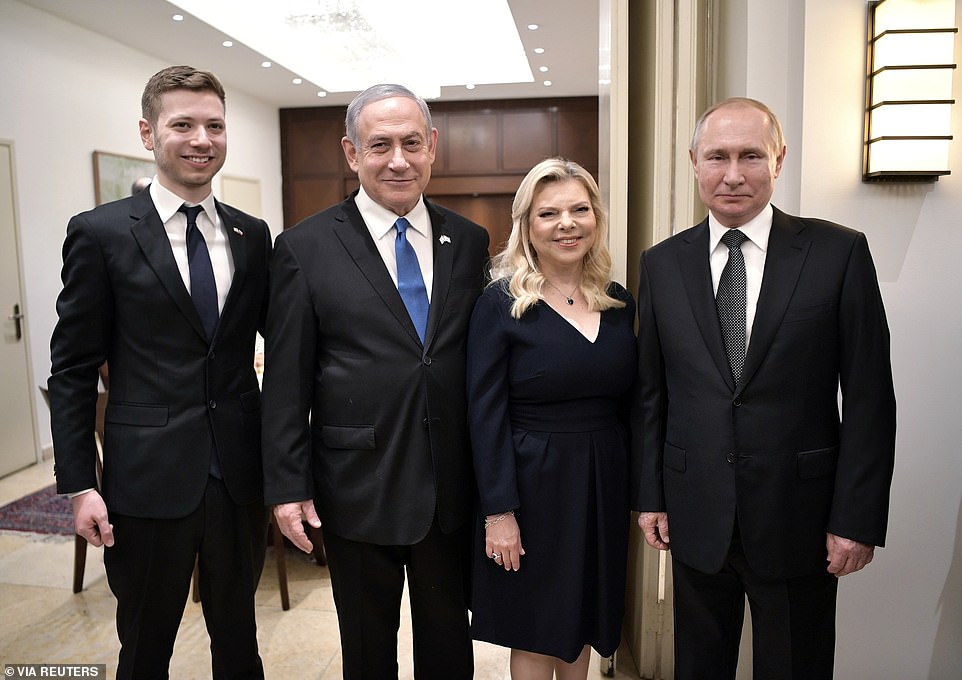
322, 424, 376, 450
105, 402, 168, 427
664, 442, 686, 472
796, 446, 838, 479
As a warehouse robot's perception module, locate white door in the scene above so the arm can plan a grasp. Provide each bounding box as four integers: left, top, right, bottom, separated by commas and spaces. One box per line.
0, 140, 39, 477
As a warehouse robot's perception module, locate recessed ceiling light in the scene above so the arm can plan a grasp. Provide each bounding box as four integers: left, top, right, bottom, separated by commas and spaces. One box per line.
222, 40, 233, 48
172, 14, 184, 22
539, 66, 549, 73
317, 91, 327, 98
261, 61, 272, 68
534, 47, 545, 54
466, 84, 476, 90
543, 80, 553, 87
527, 24, 539, 31
292, 78, 303, 85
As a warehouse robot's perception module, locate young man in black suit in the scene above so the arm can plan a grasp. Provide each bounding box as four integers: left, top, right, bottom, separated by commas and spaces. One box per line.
634, 97, 896, 678
262, 83, 489, 680
49, 65, 271, 680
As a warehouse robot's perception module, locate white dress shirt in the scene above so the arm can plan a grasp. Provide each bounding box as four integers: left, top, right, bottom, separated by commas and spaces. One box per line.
708, 203, 772, 348
150, 178, 234, 313
355, 186, 434, 298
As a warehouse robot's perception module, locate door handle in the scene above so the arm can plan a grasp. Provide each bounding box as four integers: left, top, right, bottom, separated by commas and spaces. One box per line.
8, 303, 23, 340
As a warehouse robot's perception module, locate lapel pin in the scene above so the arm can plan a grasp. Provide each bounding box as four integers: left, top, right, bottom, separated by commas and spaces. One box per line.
439, 235, 451, 245
232, 226, 244, 236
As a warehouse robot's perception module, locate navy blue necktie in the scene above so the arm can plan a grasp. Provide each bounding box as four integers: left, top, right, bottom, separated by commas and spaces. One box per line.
179, 204, 222, 478
394, 217, 429, 343
180, 205, 218, 341
716, 229, 749, 383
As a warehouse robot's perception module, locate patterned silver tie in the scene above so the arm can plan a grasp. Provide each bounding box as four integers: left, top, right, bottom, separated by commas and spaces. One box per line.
716, 229, 749, 383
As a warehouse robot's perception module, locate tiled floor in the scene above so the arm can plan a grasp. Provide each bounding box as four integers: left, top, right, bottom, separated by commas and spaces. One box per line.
0, 460, 638, 679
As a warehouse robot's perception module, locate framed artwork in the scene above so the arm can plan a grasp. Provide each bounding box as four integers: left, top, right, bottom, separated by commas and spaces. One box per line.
92, 151, 155, 205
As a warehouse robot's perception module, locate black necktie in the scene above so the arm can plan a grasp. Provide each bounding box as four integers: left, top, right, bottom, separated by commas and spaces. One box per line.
179, 204, 222, 478
180, 205, 218, 341
394, 217, 430, 343
717, 229, 749, 384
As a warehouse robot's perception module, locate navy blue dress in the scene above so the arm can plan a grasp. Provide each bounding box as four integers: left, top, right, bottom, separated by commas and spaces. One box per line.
466, 281, 637, 662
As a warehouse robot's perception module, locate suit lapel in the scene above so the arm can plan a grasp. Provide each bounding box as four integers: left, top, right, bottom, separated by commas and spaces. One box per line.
332, 200, 424, 346
217, 201, 248, 331
739, 208, 811, 392
424, 200, 452, 352
677, 221, 735, 390
128, 194, 208, 342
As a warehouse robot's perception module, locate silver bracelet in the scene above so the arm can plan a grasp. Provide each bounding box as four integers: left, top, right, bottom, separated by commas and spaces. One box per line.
484, 511, 514, 528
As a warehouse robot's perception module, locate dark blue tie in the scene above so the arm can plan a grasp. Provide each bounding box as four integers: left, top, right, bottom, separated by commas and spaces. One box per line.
179, 204, 222, 478
394, 217, 429, 343
180, 205, 218, 341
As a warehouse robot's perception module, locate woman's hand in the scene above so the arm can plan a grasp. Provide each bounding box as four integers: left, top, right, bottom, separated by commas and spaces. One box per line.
485, 512, 525, 571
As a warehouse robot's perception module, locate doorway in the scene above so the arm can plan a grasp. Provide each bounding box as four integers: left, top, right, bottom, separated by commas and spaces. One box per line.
0, 140, 39, 478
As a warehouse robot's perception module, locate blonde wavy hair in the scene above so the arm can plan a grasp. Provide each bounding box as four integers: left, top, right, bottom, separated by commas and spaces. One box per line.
490, 157, 625, 319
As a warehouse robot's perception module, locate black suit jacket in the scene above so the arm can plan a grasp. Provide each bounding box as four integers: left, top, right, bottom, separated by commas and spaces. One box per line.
633, 206, 896, 578
49, 189, 271, 518
261, 193, 489, 545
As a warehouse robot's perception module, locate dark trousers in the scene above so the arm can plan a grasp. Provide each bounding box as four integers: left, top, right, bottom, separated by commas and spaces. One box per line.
671, 525, 838, 680
323, 519, 473, 680
104, 477, 267, 680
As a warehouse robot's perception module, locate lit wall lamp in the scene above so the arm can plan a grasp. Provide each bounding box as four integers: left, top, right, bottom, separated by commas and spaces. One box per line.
864, 0, 958, 182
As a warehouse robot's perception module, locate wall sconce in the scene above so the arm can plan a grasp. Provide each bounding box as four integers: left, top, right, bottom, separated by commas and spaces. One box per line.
863, 0, 958, 182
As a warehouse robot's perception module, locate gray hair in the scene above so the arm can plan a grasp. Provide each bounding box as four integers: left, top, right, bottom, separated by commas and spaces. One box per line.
690, 97, 784, 156
344, 84, 433, 148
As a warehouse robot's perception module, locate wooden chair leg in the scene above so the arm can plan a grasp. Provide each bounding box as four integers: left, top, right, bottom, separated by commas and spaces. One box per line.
271, 517, 290, 611
72, 534, 87, 594
191, 558, 200, 603
307, 525, 326, 566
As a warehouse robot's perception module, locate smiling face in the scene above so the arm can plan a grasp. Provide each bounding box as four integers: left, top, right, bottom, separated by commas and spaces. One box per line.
690, 103, 785, 227
139, 88, 226, 204
341, 96, 437, 216
527, 178, 597, 277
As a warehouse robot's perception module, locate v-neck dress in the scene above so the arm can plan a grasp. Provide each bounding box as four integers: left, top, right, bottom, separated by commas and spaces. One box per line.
466, 281, 637, 662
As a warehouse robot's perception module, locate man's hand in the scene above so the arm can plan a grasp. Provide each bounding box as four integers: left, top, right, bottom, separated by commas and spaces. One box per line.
71, 491, 113, 547
273, 501, 321, 554
638, 511, 670, 550
826, 532, 875, 577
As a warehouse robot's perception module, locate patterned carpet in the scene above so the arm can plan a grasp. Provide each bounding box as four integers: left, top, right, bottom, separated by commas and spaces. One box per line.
0, 483, 74, 536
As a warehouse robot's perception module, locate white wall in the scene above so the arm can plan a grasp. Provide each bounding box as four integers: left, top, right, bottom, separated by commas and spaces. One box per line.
717, 0, 962, 677
0, 0, 284, 457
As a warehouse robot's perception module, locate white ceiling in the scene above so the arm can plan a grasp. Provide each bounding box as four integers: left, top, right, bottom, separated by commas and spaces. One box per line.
19, 0, 600, 108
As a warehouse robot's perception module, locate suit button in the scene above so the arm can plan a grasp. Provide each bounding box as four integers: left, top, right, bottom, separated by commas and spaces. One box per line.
209, 400, 217, 409
422, 418, 429, 428
208, 351, 216, 360
423, 356, 432, 366
726, 452, 736, 464
732, 397, 742, 407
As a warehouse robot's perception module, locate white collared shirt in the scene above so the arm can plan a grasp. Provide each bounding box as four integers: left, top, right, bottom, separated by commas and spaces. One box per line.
708, 203, 773, 348
355, 186, 434, 298
150, 178, 234, 313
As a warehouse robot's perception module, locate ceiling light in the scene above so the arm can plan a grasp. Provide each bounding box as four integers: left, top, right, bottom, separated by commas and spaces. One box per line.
317, 91, 327, 98
534, 47, 545, 54
222, 40, 233, 47
169, 0, 533, 97
527, 24, 539, 30
172, 14, 184, 22
466, 84, 476, 90
539, 66, 548, 73
261, 61, 272, 68
292, 78, 303, 85
543, 80, 552, 87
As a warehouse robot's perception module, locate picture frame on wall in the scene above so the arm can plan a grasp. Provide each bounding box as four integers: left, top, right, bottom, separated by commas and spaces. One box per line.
92, 151, 155, 205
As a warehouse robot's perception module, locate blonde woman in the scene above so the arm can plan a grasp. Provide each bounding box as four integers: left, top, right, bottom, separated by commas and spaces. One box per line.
466, 158, 636, 679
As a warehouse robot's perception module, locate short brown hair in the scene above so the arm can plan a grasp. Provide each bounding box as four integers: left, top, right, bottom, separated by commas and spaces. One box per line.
141, 66, 226, 125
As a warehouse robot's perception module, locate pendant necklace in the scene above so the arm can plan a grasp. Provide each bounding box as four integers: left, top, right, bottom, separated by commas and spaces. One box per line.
545, 280, 579, 305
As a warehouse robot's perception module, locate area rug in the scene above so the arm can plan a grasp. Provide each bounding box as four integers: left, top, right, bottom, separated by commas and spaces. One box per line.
0, 484, 74, 536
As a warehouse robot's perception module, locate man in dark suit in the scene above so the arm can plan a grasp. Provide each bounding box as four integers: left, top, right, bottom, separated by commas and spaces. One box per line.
633, 97, 896, 678
262, 83, 489, 679
49, 66, 271, 680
